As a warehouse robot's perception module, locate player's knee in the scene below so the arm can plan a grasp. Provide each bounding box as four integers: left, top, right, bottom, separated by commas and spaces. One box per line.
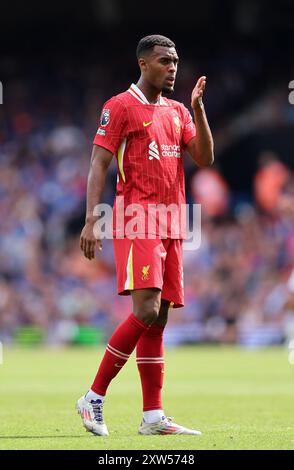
140, 310, 159, 326
138, 299, 160, 326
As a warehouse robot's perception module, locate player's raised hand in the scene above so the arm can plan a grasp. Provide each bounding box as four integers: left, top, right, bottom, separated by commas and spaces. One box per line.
80, 222, 102, 260
191, 76, 206, 110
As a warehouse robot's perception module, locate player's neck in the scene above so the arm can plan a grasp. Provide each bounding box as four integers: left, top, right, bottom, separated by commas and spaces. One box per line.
136, 80, 161, 105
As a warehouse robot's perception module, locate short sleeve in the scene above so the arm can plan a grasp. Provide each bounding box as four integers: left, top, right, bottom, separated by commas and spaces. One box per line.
93, 97, 126, 155
181, 105, 196, 147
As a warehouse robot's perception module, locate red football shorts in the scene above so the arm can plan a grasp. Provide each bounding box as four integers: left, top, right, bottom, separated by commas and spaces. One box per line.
113, 238, 184, 308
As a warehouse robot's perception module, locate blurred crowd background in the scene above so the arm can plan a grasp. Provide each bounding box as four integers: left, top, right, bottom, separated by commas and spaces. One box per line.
1, 0, 294, 347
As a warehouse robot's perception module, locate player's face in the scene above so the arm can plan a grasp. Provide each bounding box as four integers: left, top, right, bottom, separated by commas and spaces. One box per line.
144, 46, 179, 94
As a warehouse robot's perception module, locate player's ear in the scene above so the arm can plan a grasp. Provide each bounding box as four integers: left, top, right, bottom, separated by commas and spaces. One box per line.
138, 58, 147, 72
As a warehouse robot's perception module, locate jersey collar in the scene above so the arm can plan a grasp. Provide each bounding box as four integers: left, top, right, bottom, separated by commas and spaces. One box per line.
128, 83, 167, 106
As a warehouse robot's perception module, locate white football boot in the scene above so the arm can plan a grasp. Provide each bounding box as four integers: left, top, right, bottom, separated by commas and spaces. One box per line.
76, 395, 109, 436
139, 416, 201, 436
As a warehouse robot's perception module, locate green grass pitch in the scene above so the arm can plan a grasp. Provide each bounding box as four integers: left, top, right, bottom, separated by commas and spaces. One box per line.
0, 346, 293, 450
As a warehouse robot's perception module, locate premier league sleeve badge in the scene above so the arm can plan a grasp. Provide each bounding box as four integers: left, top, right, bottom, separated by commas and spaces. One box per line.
100, 109, 110, 127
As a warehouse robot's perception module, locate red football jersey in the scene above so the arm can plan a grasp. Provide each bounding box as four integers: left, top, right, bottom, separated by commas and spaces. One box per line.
93, 83, 196, 239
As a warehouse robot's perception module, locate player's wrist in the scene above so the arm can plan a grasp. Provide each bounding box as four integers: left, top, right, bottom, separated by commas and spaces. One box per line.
85, 214, 98, 225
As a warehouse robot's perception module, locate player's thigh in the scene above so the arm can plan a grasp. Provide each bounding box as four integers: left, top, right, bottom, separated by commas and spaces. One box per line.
131, 287, 162, 317
161, 239, 184, 308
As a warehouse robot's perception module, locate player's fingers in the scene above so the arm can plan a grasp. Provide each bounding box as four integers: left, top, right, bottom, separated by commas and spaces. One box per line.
196, 75, 206, 87
91, 239, 97, 258
193, 88, 203, 99
199, 80, 206, 91
192, 88, 200, 100
89, 245, 95, 259
80, 236, 85, 252
83, 239, 90, 259
89, 239, 96, 259
85, 239, 95, 259
92, 240, 97, 258
83, 240, 88, 258
200, 80, 206, 92
84, 240, 91, 259
192, 82, 205, 98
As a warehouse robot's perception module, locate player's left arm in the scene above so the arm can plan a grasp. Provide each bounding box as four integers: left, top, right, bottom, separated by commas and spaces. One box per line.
186, 76, 214, 167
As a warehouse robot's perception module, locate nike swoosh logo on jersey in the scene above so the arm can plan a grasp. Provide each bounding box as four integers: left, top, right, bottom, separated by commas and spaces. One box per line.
115, 363, 124, 368
143, 121, 152, 127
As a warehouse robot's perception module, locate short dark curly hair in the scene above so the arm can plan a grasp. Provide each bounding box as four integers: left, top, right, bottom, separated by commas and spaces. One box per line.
136, 34, 175, 59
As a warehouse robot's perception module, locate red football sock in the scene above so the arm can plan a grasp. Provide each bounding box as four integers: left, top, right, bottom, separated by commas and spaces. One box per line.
91, 313, 149, 396
136, 323, 165, 411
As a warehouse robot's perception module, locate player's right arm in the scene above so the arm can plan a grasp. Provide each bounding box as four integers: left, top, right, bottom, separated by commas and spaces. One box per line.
80, 96, 126, 260
80, 145, 113, 260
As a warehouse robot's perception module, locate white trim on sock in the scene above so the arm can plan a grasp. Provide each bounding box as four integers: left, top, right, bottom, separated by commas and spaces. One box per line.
143, 409, 165, 424
85, 389, 105, 402
107, 343, 130, 359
